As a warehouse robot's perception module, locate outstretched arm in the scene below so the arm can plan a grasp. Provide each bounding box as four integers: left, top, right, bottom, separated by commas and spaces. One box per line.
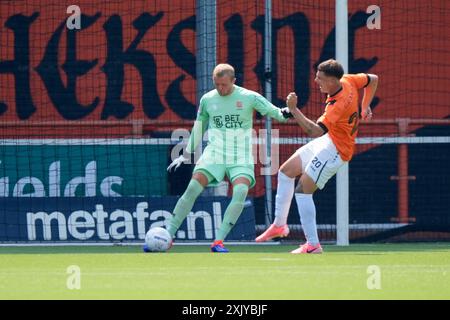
286, 92, 325, 138
253, 94, 290, 122
360, 74, 378, 121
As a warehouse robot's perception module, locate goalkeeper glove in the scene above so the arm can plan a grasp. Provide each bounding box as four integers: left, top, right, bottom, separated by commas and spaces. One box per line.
281, 107, 294, 119
167, 155, 189, 172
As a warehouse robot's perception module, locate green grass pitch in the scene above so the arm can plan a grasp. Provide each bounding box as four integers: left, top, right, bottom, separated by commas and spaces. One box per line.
0, 243, 449, 299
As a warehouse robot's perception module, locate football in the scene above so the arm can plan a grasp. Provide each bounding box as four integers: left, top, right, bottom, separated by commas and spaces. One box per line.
144, 227, 172, 252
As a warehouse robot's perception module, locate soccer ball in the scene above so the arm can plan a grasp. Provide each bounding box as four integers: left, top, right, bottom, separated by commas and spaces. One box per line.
144, 227, 172, 252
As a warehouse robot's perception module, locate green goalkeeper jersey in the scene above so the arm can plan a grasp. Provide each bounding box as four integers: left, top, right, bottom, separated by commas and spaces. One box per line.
186, 85, 287, 165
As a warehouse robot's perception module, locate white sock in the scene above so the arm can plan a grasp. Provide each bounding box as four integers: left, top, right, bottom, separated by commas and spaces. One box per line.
273, 171, 295, 226
294, 193, 319, 245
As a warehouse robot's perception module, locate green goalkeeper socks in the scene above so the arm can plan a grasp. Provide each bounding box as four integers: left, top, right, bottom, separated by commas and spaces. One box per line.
216, 183, 249, 241
167, 179, 204, 238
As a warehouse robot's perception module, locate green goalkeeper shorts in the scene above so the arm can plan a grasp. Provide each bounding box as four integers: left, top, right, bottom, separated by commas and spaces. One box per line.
193, 145, 256, 188
193, 163, 255, 188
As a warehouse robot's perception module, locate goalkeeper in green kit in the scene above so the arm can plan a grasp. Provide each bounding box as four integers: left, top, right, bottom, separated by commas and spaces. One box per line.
166, 63, 292, 252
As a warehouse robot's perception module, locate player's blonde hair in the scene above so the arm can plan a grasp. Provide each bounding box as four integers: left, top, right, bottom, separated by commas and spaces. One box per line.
213, 63, 235, 79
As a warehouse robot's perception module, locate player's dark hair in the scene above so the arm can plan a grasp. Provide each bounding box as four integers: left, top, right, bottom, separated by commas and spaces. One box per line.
318, 59, 344, 79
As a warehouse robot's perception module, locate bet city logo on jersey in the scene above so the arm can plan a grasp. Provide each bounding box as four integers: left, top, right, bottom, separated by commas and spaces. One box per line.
212, 115, 243, 129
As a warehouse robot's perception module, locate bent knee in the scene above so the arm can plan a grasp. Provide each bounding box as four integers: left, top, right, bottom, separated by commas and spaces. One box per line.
192, 172, 209, 187
279, 157, 302, 178
279, 166, 299, 179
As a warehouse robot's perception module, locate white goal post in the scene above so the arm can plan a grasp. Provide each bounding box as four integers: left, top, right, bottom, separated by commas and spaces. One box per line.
335, 0, 349, 245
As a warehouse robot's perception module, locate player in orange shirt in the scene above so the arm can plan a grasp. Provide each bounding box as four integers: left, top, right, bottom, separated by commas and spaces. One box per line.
256, 59, 378, 253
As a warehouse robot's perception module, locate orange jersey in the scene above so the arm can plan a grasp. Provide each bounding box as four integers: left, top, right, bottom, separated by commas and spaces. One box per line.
317, 73, 370, 161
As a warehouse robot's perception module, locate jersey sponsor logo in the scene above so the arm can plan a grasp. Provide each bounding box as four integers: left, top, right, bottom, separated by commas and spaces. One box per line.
213, 116, 224, 128
348, 111, 359, 135
212, 114, 243, 128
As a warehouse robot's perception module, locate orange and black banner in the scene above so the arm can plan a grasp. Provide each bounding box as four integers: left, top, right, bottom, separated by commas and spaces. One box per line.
1, 1, 448, 137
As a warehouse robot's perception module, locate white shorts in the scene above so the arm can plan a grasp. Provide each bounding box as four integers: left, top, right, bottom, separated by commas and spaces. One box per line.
297, 133, 346, 190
